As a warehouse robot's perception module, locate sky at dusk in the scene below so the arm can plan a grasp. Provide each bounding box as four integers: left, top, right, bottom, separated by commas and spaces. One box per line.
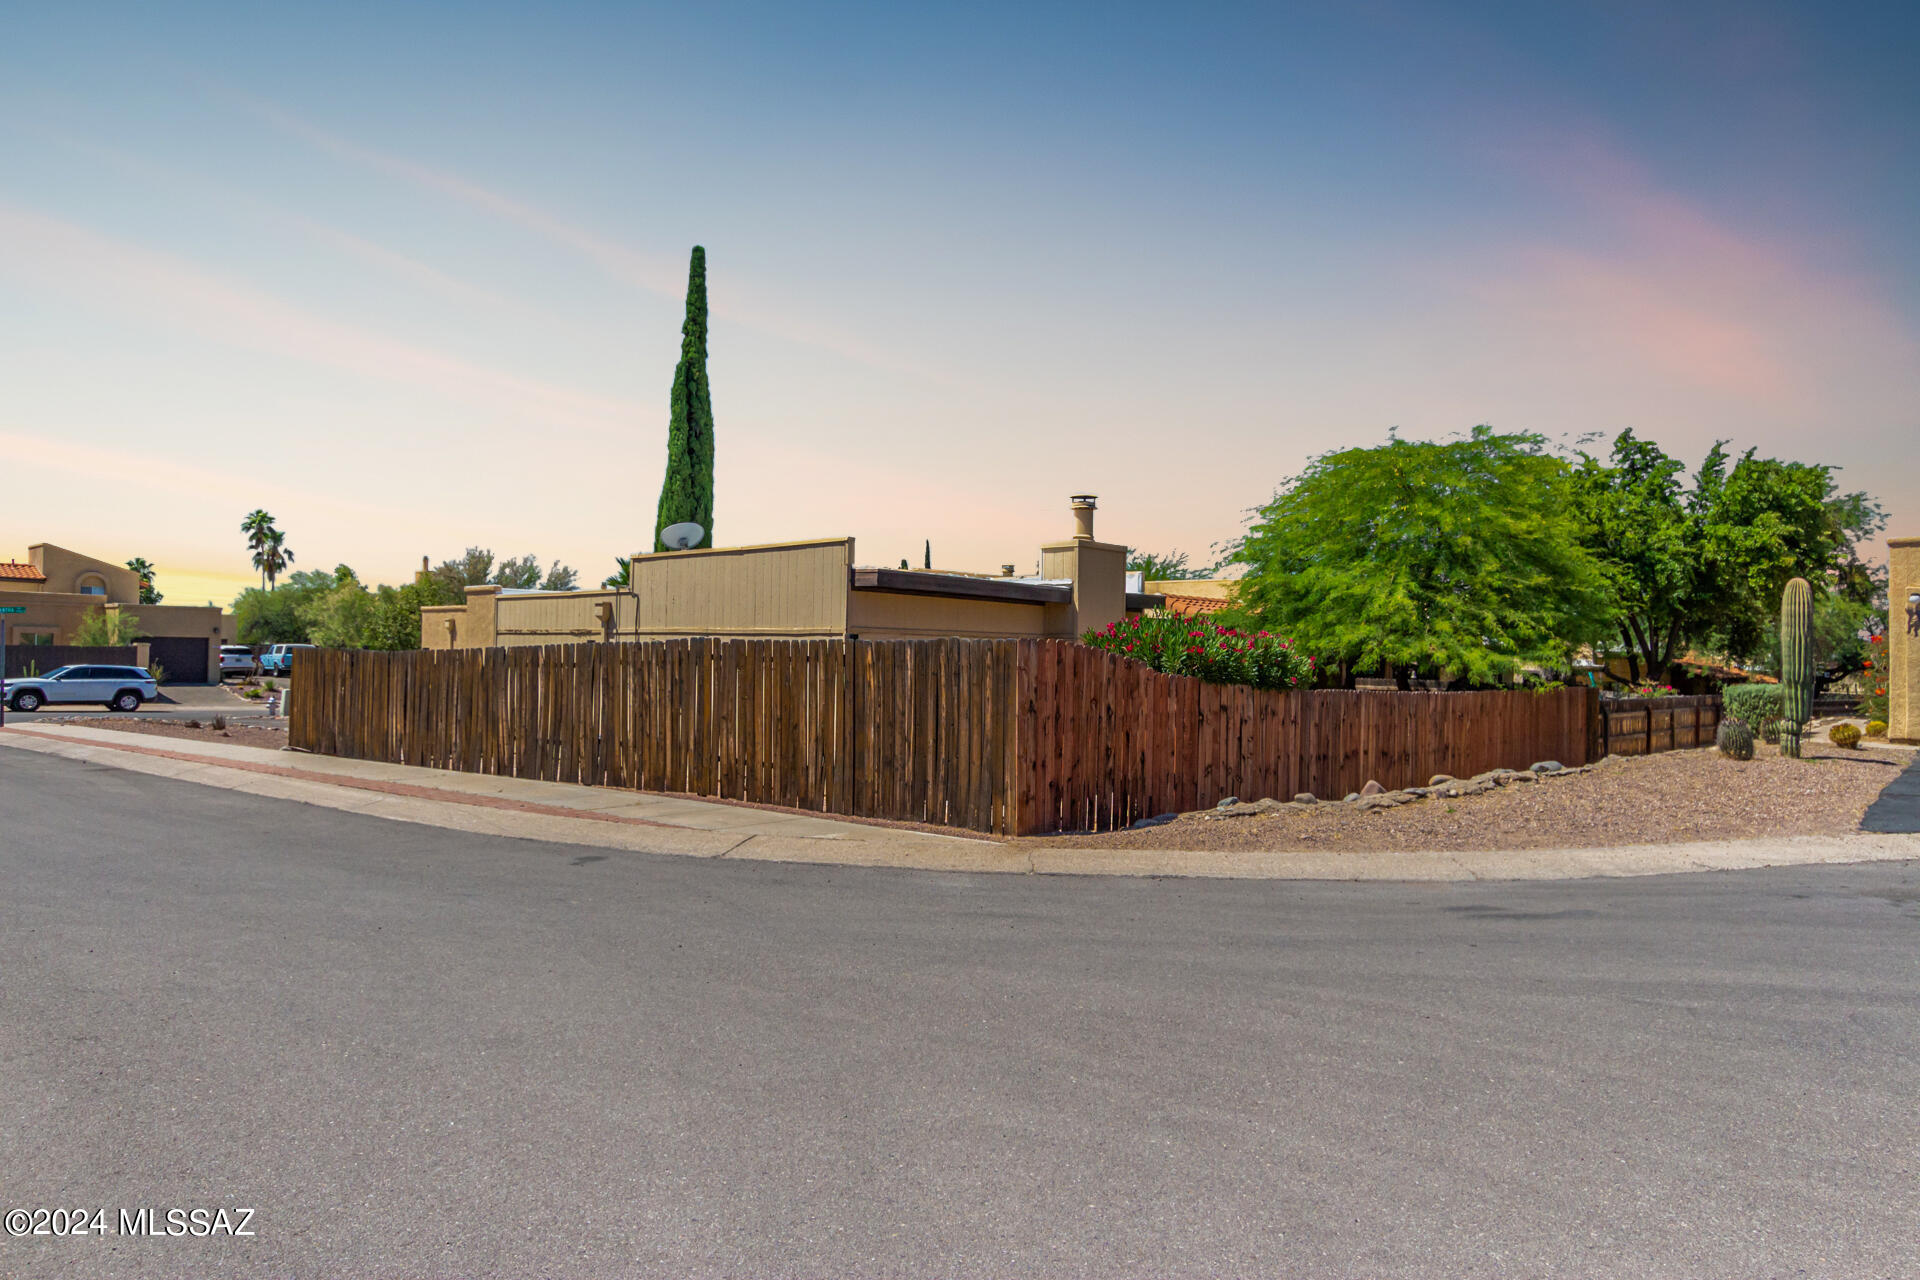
2, 1, 1915, 607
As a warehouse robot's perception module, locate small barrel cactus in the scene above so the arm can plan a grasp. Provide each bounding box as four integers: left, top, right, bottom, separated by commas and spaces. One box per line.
1716, 718, 1755, 761
1866, 719, 1888, 737
1829, 723, 1861, 749
1779, 577, 1813, 758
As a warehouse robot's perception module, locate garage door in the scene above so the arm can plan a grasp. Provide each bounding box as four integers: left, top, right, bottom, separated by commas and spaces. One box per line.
147, 636, 209, 684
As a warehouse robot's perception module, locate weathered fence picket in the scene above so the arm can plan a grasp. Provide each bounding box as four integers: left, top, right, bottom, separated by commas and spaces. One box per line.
290, 639, 1643, 836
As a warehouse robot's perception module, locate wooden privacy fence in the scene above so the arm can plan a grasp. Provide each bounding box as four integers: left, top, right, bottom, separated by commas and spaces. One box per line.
291, 639, 1604, 836
1598, 695, 1721, 757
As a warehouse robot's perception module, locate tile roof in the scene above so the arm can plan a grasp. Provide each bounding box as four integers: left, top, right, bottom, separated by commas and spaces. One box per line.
0, 562, 46, 582
1157, 591, 1232, 618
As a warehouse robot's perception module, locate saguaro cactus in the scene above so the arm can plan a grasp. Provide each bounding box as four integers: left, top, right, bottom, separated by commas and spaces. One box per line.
1779, 576, 1813, 758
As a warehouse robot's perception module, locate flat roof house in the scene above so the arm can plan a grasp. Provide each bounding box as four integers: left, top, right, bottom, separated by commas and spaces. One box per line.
422, 496, 1164, 651
0, 543, 233, 683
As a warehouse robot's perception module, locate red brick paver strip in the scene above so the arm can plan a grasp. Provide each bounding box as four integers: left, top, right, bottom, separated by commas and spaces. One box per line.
1, 727, 675, 829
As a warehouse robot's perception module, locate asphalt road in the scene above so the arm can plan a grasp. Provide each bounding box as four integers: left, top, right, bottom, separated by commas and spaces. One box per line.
4, 746, 1918, 1279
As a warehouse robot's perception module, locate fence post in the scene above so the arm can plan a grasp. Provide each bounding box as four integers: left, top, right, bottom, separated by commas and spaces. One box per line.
1585, 685, 1603, 763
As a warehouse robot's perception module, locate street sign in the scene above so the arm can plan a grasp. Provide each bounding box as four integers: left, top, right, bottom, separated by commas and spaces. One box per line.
0, 607, 23, 614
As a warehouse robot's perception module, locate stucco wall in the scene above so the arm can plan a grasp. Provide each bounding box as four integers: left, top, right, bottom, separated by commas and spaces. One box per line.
1891, 538, 1919, 743
624, 538, 851, 638
846, 590, 1067, 639
30, 544, 141, 602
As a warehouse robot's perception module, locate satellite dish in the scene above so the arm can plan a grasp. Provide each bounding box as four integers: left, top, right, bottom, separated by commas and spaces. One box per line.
661, 522, 705, 551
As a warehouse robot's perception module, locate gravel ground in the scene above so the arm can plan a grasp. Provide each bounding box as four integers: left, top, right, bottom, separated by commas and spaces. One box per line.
43, 718, 293, 752
1026, 737, 1913, 854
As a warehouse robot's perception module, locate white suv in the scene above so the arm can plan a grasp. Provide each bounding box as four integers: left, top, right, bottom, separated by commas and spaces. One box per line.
5, 665, 159, 712
220, 645, 261, 679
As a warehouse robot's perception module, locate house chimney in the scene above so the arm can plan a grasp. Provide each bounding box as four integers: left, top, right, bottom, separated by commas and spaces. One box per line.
1002, 564, 1017, 577
1070, 494, 1097, 540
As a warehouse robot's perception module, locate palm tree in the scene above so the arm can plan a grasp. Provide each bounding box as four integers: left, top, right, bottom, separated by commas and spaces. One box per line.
241, 510, 277, 588
602, 557, 631, 588
253, 528, 294, 590
124, 557, 163, 604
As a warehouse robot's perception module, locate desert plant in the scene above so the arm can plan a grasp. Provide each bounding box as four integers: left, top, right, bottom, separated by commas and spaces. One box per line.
1723, 683, 1784, 726
1779, 577, 1813, 757
1829, 723, 1862, 748
1866, 719, 1888, 737
1761, 717, 1782, 745
146, 663, 167, 685
210, 714, 226, 731
1716, 718, 1755, 761
263, 678, 277, 691
72, 606, 146, 646
1859, 633, 1889, 723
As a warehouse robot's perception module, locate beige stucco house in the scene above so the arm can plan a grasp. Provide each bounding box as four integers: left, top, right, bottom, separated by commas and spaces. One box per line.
422, 496, 1164, 652
0, 543, 232, 683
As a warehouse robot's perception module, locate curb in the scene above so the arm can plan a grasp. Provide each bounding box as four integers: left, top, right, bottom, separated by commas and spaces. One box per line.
6, 724, 1919, 882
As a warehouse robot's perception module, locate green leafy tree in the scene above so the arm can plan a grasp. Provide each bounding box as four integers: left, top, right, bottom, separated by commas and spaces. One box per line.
486, 554, 578, 591
1126, 549, 1204, 581
233, 583, 321, 644
72, 607, 146, 646
363, 581, 438, 650
653, 245, 715, 552
493, 555, 543, 589
124, 557, 164, 604
300, 577, 375, 649
1229, 427, 1613, 686
428, 548, 496, 603
1571, 430, 1885, 680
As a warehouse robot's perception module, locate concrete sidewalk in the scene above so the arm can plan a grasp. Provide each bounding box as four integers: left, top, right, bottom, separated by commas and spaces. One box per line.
7, 722, 1919, 880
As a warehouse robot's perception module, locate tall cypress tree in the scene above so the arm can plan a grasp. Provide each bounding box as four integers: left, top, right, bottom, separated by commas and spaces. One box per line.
654, 246, 715, 551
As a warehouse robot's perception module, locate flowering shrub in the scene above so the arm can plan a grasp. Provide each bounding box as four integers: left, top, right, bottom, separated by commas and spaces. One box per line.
1621, 682, 1678, 698
1859, 634, 1888, 724
1081, 615, 1314, 690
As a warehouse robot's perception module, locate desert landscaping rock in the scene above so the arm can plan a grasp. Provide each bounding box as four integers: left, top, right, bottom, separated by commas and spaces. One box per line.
1030, 740, 1906, 855
1531, 760, 1564, 773
1360, 779, 1385, 795
1292, 792, 1316, 804
1428, 774, 1455, 788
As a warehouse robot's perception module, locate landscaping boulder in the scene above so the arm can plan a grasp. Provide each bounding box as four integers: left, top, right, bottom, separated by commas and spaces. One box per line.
1428, 774, 1455, 788
1360, 779, 1385, 796
1130, 813, 1177, 829
1530, 760, 1564, 774
1215, 796, 1241, 810
1343, 792, 1360, 803
1292, 792, 1317, 804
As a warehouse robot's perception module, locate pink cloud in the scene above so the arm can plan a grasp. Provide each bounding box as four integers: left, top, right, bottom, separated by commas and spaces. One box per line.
0, 202, 641, 429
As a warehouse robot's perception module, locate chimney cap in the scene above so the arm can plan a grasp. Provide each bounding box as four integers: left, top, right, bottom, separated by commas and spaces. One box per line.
1070, 493, 1097, 505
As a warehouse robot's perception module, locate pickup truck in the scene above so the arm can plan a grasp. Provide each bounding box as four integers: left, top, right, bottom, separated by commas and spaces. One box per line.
258, 644, 315, 677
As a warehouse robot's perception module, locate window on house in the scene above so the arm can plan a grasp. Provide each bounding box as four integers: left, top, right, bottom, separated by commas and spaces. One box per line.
78, 575, 108, 596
